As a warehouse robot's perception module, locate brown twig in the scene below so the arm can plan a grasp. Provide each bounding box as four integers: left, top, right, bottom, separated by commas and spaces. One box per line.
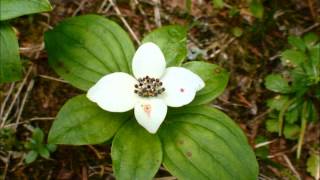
134, 0, 151, 31
153, 0, 162, 27
88, 145, 103, 160
108, 0, 141, 45
209, 37, 236, 59
72, 0, 88, 16
2, 152, 11, 180
98, 0, 108, 13
299, 22, 320, 36
82, 166, 88, 180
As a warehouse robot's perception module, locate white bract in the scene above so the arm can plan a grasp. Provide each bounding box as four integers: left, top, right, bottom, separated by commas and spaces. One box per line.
87, 42, 205, 133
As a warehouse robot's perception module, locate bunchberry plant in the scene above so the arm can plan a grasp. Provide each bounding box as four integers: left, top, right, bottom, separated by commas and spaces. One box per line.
45, 15, 258, 179
24, 128, 56, 164
0, 0, 52, 83
265, 33, 319, 158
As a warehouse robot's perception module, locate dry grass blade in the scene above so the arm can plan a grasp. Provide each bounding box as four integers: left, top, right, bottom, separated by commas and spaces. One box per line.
254, 139, 277, 149
282, 154, 301, 180
14, 79, 35, 129
108, 0, 141, 45
38, 75, 68, 83
0, 83, 15, 119
1, 67, 33, 127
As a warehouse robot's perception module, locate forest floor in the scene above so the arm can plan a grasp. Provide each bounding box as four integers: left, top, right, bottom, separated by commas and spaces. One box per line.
0, 0, 319, 179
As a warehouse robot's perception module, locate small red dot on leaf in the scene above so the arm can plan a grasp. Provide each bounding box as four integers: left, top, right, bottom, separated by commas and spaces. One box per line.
180, 88, 184, 93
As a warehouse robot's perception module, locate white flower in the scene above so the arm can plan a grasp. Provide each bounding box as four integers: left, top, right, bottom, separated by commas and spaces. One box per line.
87, 42, 205, 133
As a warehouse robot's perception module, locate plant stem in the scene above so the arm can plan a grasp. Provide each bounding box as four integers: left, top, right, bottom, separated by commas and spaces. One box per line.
278, 98, 295, 136
296, 101, 308, 159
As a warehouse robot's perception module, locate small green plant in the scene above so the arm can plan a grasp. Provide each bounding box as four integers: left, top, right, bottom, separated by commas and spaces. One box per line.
0, 128, 19, 151
0, 0, 52, 83
264, 33, 320, 158
24, 127, 56, 164
210, 0, 264, 19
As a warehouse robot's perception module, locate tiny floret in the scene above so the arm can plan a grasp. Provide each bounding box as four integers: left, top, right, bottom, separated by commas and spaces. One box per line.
134, 76, 165, 97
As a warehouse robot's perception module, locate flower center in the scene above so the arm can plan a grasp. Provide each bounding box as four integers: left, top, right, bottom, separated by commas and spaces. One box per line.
134, 76, 165, 97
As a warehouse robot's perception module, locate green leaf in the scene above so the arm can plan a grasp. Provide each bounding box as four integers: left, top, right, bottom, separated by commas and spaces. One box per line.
307, 153, 320, 179
0, 0, 52, 21
212, 0, 224, 8
290, 67, 310, 90
38, 146, 50, 159
183, 61, 229, 105
265, 74, 291, 93
265, 119, 300, 139
111, 120, 162, 180
46, 144, 57, 152
32, 128, 44, 144
228, 6, 240, 17
48, 95, 131, 145
45, 15, 135, 91
25, 151, 38, 164
288, 36, 306, 52
303, 33, 319, 47
283, 124, 300, 140
249, 0, 264, 19
0, 22, 22, 83
307, 101, 318, 122
285, 106, 299, 124
231, 27, 243, 37
160, 106, 258, 180
266, 95, 289, 111
315, 84, 320, 99
265, 119, 278, 133
142, 25, 187, 67
283, 100, 302, 124
308, 43, 320, 83
24, 142, 33, 150
310, 43, 320, 66
281, 49, 307, 67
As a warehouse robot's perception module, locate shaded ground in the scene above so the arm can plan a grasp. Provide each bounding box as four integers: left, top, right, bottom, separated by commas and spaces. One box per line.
0, 0, 319, 179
